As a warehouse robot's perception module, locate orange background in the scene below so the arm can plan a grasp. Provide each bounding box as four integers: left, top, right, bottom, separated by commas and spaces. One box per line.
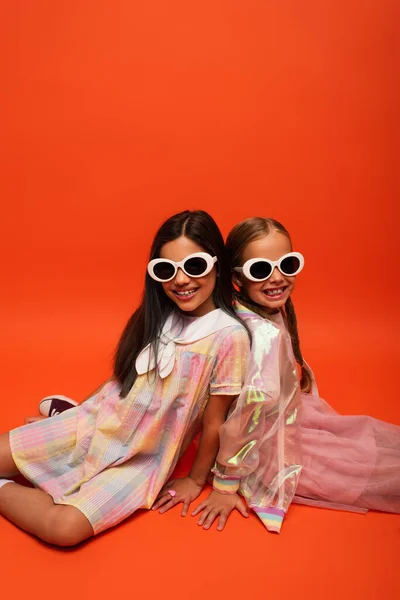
1, 1, 399, 599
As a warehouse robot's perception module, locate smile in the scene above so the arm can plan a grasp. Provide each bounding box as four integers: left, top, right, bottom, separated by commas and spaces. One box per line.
263, 287, 287, 299
173, 288, 199, 300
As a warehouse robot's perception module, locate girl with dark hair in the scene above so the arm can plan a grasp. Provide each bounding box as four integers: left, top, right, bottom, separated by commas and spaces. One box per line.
0, 210, 250, 545
193, 217, 400, 533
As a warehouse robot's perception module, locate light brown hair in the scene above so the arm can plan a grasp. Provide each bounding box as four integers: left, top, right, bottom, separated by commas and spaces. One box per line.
226, 217, 312, 393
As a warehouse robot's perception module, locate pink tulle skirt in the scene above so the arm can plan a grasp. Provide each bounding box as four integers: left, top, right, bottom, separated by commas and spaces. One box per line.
294, 393, 400, 513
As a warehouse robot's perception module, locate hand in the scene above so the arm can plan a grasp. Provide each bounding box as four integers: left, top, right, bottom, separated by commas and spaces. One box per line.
192, 490, 249, 531
152, 477, 203, 516
24, 416, 47, 425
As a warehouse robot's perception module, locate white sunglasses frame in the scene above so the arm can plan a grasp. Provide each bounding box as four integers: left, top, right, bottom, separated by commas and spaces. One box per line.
148, 252, 218, 282
234, 252, 304, 282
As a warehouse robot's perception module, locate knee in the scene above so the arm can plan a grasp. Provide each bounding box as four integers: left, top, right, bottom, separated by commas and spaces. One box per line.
44, 506, 94, 547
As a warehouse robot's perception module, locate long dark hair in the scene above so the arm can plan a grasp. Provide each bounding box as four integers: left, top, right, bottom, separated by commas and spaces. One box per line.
114, 210, 243, 397
226, 217, 312, 393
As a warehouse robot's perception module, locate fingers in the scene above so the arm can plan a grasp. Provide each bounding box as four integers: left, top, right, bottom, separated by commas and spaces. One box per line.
196, 505, 222, 529
191, 502, 206, 517
196, 506, 212, 525
159, 498, 178, 514
236, 498, 249, 518
154, 492, 249, 528
152, 494, 173, 511
181, 500, 190, 517
202, 508, 220, 530
153, 488, 194, 516
217, 512, 228, 531
192, 496, 249, 530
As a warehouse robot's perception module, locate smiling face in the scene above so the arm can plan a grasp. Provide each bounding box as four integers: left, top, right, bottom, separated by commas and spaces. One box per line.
159, 236, 217, 317
235, 230, 296, 314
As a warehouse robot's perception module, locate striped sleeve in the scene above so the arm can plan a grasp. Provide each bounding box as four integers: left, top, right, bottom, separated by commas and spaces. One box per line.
209, 326, 249, 396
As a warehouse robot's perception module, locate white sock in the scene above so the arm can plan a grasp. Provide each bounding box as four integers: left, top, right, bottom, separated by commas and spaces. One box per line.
0, 479, 14, 489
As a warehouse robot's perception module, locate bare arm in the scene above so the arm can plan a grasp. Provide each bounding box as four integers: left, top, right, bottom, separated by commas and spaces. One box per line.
152, 394, 236, 515
188, 394, 235, 486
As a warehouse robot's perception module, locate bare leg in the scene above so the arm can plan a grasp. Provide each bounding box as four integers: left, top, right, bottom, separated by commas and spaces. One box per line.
25, 416, 47, 424
24, 379, 113, 423
0, 433, 19, 477
0, 432, 94, 546
0, 483, 93, 546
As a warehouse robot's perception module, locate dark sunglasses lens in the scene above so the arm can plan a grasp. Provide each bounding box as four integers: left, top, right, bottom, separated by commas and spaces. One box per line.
184, 257, 208, 276
153, 262, 176, 280
280, 255, 300, 275
249, 261, 272, 280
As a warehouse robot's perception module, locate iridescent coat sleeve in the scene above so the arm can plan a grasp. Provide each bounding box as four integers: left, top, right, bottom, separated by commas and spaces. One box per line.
212, 306, 302, 533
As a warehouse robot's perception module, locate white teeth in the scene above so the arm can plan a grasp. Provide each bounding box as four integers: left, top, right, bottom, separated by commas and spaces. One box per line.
175, 289, 198, 296
265, 288, 284, 296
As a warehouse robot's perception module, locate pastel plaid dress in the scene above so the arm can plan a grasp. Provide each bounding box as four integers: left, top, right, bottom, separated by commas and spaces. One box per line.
10, 309, 249, 534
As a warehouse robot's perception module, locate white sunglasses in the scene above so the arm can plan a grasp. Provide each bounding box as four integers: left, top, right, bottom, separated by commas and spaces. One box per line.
148, 252, 217, 282
234, 252, 304, 282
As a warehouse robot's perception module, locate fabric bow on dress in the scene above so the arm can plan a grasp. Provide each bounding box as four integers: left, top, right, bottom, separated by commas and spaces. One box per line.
135, 309, 240, 378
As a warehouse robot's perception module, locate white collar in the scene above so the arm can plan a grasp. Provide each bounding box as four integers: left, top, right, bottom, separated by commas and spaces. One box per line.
135, 309, 239, 379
